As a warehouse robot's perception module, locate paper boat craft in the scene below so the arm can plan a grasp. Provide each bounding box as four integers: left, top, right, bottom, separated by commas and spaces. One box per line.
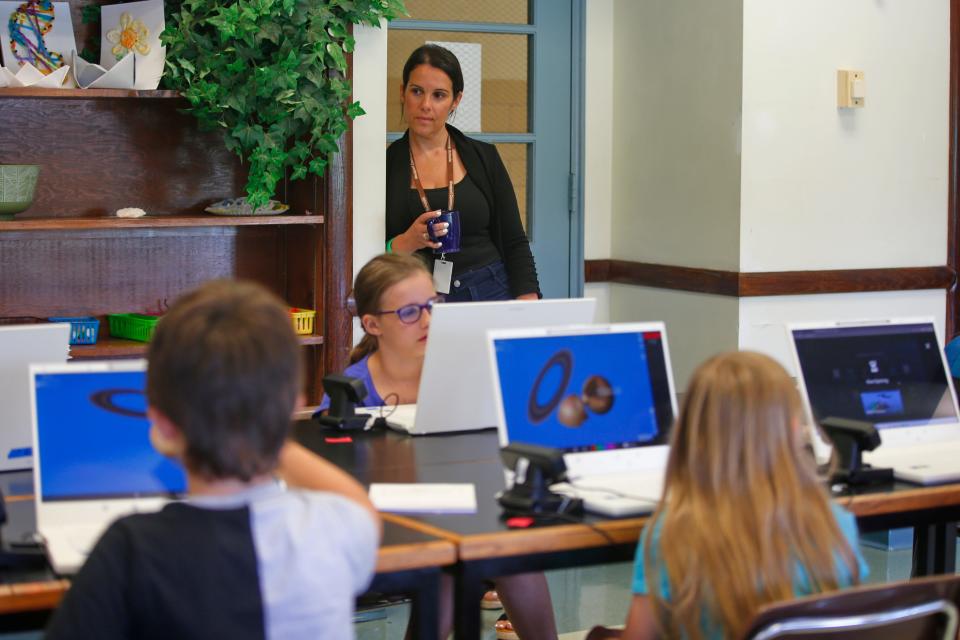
0, 63, 70, 88
71, 47, 165, 90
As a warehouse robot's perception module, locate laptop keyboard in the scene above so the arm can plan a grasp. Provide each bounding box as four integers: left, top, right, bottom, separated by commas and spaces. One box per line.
564, 472, 663, 503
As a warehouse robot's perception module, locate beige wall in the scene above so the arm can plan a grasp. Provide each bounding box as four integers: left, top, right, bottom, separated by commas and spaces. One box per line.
593, 0, 951, 385
609, 285, 740, 389
610, 0, 743, 271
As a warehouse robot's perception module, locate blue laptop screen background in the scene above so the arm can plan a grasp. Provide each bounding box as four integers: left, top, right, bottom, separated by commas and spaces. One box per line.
494, 331, 669, 452
34, 370, 187, 500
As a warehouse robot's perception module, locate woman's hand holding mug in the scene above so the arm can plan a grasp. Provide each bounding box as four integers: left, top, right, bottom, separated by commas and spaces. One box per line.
392, 210, 448, 253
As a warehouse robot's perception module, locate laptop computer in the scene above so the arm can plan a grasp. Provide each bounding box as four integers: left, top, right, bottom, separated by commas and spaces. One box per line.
0, 323, 71, 472
788, 318, 960, 485
488, 322, 677, 516
380, 298, 596, 435
29, 360, 187, 574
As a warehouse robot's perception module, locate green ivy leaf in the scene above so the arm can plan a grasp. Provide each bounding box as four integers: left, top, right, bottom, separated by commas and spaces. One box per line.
179, 58, 196, 75
325, 42, 347, 71
163, 0, 406, 203
346, 101, 365, 119
80, 4, 100, 24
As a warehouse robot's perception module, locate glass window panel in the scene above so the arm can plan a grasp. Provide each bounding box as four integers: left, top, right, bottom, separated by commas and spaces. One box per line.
400, 0, 528, 24
494, 143, 529, 233
387, 30, 529, 134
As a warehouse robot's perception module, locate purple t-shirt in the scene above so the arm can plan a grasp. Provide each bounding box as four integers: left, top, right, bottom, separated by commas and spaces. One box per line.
314, 354, 384, 414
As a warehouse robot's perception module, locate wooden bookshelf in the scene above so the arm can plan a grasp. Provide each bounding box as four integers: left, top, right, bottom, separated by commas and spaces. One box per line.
0, 214, 324, 231
69, 334, 325, 359
0, 13, 353, 402
0, 87, 180, 99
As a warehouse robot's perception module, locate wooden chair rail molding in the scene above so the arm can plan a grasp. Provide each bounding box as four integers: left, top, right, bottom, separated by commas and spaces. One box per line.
584, 260, 957, 297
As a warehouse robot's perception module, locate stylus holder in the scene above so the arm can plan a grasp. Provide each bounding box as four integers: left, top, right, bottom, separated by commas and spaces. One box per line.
498, 443, 583, 517
820, 417, 893, 485
316, 374, 370, 431
0, 489, 46, 570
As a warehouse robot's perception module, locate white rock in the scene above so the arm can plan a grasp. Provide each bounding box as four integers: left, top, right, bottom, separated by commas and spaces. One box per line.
116, 207, 147, 218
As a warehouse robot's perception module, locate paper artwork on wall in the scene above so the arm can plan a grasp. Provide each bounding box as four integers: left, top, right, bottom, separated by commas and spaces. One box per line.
428, 40, 482, 133
0, 60, 67, 86
69, 0, 165, 90
0, 1, 76, 75
99, 0, 163, 70
72, 49, 132, 89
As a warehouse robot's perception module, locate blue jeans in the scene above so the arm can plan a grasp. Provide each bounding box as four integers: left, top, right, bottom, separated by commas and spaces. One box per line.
442, 261, 512, 302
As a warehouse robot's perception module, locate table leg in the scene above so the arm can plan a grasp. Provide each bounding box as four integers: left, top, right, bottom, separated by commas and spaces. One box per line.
367, 567, 441, 640
453, 562, 485, 640
912, 521, 957, 576
407, 569, 440, 640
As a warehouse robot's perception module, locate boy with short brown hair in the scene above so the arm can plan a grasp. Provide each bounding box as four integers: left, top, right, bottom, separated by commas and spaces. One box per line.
47, 280, 379, 640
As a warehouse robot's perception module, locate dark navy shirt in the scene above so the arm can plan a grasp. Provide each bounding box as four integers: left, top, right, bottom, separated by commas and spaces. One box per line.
46, 482, 377, 640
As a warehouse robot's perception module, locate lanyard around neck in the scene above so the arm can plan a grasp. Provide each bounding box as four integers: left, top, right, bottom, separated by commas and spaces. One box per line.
409, 134, 455, 212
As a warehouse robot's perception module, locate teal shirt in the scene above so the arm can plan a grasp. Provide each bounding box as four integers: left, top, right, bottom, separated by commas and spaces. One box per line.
631, 503, 869, 639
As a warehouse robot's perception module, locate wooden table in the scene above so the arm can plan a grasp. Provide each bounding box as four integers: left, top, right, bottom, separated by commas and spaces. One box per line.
0, 475, 456, 640
7, 423, 960, 639
293, 423, 960, 640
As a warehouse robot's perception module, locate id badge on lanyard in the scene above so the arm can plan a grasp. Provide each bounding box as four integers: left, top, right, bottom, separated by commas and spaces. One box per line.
433, 258, 453, 294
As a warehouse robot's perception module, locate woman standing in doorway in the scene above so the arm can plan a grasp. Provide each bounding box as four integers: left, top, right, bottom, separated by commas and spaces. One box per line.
386, 44, 541, 302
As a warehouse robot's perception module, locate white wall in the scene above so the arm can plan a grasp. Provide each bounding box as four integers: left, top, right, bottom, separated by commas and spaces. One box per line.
352, 23, 389, 343
610, 0, 743, 271
353, 23, 389, 280
584, 0, 613, 262
740, 0, 950, 272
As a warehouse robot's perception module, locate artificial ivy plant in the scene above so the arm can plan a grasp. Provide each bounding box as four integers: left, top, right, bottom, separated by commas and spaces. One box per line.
161, 0, 406, 209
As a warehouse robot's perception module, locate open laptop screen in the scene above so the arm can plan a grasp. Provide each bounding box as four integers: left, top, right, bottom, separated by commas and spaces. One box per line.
792, 323, 959, 430
492, 328, 673, 452
34, 369, 187, 501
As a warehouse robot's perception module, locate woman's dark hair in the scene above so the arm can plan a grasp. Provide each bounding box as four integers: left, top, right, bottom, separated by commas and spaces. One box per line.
349, 253, 431, 364
402, 44, 464, 96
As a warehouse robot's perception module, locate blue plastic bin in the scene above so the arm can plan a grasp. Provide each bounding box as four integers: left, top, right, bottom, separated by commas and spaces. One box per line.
48, 316, 100, 345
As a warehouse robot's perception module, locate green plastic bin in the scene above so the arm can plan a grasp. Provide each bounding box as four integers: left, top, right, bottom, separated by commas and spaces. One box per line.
108, 313, 161, 342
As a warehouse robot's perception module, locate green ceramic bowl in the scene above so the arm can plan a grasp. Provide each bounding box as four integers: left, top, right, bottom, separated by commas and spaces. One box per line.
0, 164, 40, 220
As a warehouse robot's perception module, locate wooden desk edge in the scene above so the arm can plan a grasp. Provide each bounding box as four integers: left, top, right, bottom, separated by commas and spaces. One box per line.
457, 519, 645, 561
844, 484, 960, 518
376, 539, 457, 573
0, 580, 69, 615
0, 537, 457, 616
382, 513, 465, 543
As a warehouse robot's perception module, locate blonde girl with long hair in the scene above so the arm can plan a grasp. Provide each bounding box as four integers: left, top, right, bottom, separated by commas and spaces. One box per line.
622, 351, 868, 640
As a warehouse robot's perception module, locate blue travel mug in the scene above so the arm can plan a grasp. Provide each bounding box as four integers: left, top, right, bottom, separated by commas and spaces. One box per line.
426, 210, 461, 254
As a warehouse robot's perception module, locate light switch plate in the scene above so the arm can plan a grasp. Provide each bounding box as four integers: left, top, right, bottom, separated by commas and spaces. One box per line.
837, 69, 865, 108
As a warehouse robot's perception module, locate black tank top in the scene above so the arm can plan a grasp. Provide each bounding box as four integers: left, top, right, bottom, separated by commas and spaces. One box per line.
407, 173, 502, 276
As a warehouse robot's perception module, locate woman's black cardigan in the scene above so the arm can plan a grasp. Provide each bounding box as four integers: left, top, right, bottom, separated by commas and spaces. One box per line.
385, 124, 541, 298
